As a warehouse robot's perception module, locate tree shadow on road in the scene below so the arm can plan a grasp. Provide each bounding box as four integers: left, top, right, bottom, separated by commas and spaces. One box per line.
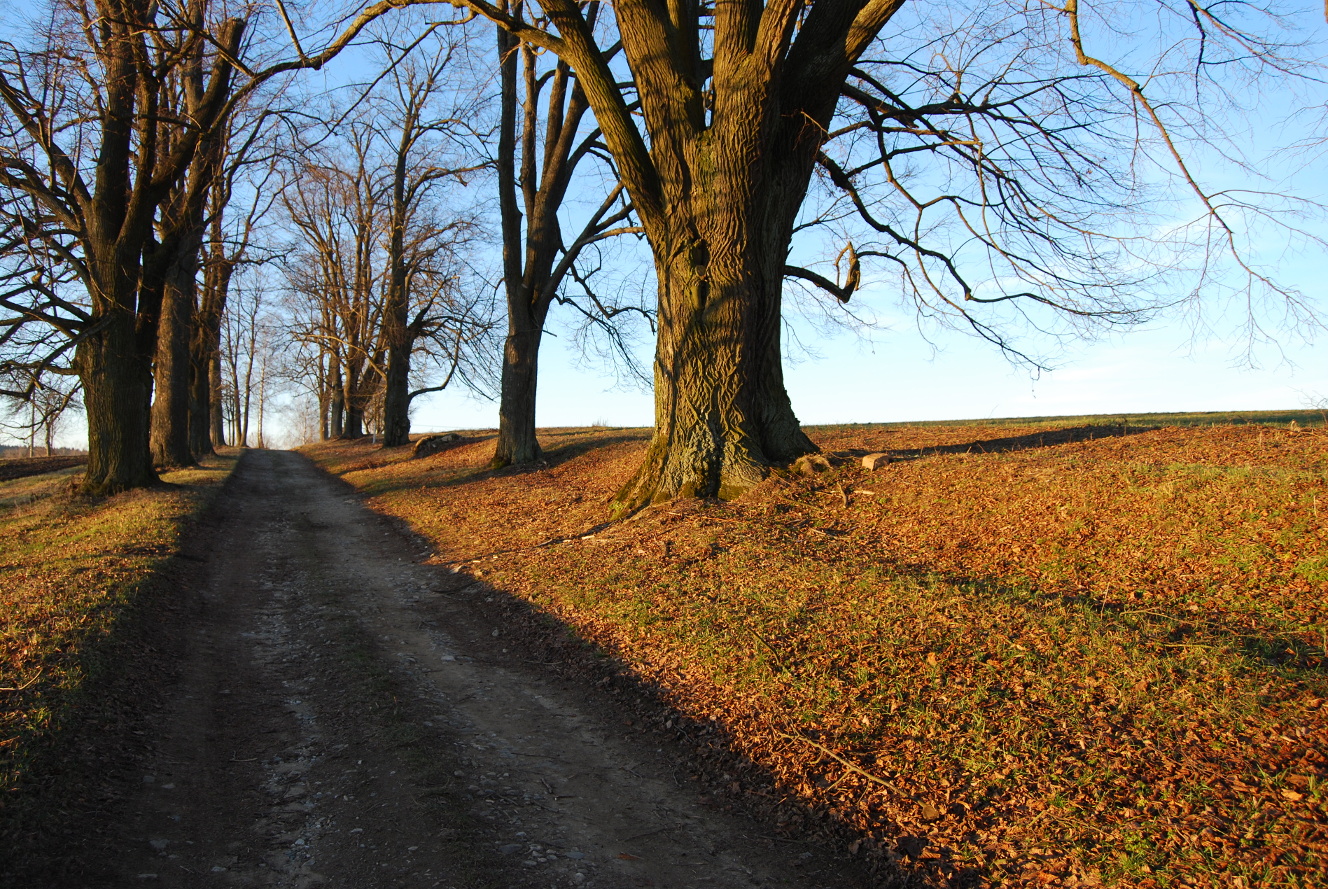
454, 572, 982, 888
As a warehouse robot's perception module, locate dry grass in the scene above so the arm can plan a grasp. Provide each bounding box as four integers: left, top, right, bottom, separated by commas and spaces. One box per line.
308, 421, 1327, 888
0, 454, 237, 800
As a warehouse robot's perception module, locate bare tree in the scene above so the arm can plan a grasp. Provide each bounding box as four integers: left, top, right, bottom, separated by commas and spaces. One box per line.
0, 0, 458, 493
282, 128, 390, 438
490, 13, 644, 468
372, 32, 490, 446
279, 92, 494, 443
372, 0, 1325, 514
0, 372, 81, 456
219, 270, 286, 449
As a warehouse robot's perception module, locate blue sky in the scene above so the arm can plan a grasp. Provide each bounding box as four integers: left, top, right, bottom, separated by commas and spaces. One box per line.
411, 308, 1326, 434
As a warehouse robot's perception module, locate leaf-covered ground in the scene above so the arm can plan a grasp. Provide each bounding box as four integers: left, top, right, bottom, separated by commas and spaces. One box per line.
0, 456, 236, 803
309, 421, 1327, 887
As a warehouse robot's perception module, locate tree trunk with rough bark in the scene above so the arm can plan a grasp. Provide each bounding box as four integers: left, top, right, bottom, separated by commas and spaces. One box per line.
329, 359, 345, 439
209, 347, 226, 447
150, 247, 200, 468
77, 301, 157, 494
380, 178, 411, 447
341, 358, 365, 439
607, 76, 828, 513
189, 304, 221, 457
381, 333, 410, 446
612, 186, 814, 513
493, 321, 544, 467
343, 403, 365, 439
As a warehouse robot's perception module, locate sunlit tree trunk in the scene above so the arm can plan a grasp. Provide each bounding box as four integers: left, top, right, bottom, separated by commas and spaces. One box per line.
614, 147, 815, 510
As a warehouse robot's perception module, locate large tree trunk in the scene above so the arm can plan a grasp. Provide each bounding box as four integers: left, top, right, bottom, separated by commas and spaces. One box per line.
612, 216, 814, 514
78, 309, 157, 494
187, 355, 211, 455
329, 359, 345, 438
340, 360, 365, 439
209, 347, 226, 447
343, 404, 365, 439
380, 266, 410, 446
192, 257, 231, 456
188, 326, 216, 457
317, 348, 330, 440
380, 126, 413, 448
610, 123, 818, 514
381, 344, 410, 446
492, 321, 543, 468
150, 256, 198, 469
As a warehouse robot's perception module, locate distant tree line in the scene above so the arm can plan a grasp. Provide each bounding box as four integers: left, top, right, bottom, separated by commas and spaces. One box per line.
1, 0, 1322, 504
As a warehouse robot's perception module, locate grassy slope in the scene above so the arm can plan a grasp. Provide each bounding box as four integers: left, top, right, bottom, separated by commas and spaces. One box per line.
0, 455, 237, 805
309, 418, 1326, 888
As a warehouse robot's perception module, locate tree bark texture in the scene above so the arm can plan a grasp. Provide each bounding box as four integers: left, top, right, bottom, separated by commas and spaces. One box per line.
607, 76, 830, 512
150, 244, 201, 468
493, 323, 544, 467
381, 335, 411, 446
78, 306, 157, 494
329, 360, 345, 439
612, 182, 814, 512
380, 131, 414, 447
190, 291, 224, 456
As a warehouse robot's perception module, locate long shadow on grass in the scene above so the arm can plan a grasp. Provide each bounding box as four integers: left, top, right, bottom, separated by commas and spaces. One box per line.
460, 570, 980, 888
0, 473, 236, 885
370, 431, 651, 498
882, 557, 1326, 676
864, 423, 1155, 462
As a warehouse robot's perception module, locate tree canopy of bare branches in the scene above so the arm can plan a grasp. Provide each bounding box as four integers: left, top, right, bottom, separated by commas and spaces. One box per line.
277, 39, 496, 444
352, 0, 1325, 514
0, 0, 467, 493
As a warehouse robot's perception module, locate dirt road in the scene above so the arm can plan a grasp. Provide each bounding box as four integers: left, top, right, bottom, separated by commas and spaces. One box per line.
51, 449, 860, 888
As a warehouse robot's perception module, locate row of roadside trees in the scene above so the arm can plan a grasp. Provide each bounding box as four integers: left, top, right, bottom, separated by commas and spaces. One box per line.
2, 0, 1324, 511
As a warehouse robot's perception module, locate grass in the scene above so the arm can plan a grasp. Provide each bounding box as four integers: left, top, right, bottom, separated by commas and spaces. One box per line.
309, 418, 1326, 887
0, 454, 237, 809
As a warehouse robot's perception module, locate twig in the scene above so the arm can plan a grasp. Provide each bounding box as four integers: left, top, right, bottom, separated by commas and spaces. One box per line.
435, 520, 616, 566
743, 625, 791, 674
0, 670, 42, 692
774, 731, 893, 788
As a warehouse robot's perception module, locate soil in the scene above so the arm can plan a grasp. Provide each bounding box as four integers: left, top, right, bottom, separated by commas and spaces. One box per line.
17, 449, 864, 889
0, 454, 87, 482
